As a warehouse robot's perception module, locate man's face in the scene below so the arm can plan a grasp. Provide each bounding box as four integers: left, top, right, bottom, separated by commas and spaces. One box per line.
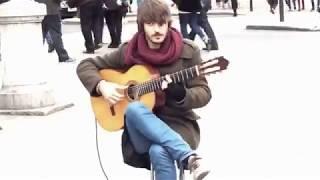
143, 21, 169, 49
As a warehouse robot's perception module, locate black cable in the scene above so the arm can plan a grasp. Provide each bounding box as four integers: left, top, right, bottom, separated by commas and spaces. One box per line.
95, 118, 110, 180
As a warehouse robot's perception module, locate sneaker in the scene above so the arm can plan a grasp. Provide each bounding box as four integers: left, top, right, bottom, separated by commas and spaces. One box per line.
188, 155, 210, 180
48, 45, 55, 53
82, 50, 94, 54
108, 43, 119, 48
94, 44, 102, 50
204, 39, 218, 51
59, 58, 76, 63
270, 8, 275, 14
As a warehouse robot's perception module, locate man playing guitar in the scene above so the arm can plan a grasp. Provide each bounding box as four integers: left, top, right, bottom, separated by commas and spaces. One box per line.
77, 0, 228, 179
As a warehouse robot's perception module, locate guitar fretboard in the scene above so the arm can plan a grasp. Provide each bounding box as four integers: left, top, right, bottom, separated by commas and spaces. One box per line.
128, 66, 199, 97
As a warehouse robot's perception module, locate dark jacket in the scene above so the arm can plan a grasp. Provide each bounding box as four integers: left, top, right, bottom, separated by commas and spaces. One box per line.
34, 0, 61, 15
77, 38, 212, 169
176, 0, 202, 12
201, 0, 212, 11
66, 0, 96, 8
102, 0, 128, 11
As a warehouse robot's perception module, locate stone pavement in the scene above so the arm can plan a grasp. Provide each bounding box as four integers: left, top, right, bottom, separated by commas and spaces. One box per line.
245, 10, 320, 31
1, 5, 320, 180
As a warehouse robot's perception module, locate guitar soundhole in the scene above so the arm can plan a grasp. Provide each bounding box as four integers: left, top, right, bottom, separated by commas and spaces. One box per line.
126, 83, 138, 101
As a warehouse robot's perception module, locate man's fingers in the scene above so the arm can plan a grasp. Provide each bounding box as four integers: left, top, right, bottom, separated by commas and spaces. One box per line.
164, 74, 172, 83
161, 81, 168, 90
106, 97, 116, 105
113, 91, 124, 99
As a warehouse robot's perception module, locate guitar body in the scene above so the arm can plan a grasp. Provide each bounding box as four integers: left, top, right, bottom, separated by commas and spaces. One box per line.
89, 56, 229, 132
91, 65, 157, 132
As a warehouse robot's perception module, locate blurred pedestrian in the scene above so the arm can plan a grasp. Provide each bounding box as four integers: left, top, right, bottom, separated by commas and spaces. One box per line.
311, 0, 315, 10
67, 0, 104, 54
224, 0, 238, 16
267, 0, 278, 14
297, 0, 305, 10
189, 0, 219, 50
34, 0, 75, 63
103, 0, 129, 48
285, 0, 294, 11
173, 0, 210, 49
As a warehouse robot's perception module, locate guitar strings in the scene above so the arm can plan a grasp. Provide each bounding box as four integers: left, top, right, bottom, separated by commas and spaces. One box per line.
128, 66, 197, 96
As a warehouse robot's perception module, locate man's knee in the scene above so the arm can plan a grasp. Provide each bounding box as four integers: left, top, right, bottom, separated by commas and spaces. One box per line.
125, 101, 146, 119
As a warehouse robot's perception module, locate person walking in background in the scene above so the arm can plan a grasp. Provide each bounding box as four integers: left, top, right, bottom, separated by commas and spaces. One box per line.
223, 0, 238, 16
297, 0, 305, 10
173, 0, 210, 49
267, 0, 278, 14
311, 0, 316, 10
314, 0, 320, 11
189, 0, 219, 50
285, 0, 294, 11
103, 0, 129, 48
77, 0, 216, 179
34, 0, 75, 63
67, 0, 104, 54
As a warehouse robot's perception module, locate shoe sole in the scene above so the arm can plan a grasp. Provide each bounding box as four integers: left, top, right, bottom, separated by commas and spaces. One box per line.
195, 170, 210, 180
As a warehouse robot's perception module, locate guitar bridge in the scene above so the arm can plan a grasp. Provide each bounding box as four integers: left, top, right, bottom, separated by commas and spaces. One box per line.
110, 106, 115, 116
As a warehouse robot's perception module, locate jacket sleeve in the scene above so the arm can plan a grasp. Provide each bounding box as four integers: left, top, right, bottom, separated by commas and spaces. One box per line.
165, 47, 212, 111
76, 45, 128, 96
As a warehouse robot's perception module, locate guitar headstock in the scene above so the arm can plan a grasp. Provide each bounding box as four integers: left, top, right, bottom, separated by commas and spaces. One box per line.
199, 56, 229, 76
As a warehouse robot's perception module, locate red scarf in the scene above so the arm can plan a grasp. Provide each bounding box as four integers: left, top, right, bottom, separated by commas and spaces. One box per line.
125, 28, 183, 66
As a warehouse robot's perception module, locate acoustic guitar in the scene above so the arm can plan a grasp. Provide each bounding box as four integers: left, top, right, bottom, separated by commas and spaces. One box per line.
91, 56, 229, 132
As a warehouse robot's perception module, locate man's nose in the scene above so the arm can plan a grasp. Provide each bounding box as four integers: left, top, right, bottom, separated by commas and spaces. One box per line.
153, 24, 161, 31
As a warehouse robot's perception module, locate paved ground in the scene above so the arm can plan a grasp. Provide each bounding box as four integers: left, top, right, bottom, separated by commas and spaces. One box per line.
1, 5, 320, 180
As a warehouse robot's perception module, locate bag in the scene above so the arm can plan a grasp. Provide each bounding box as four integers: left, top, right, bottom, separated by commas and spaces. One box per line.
121, 126, 151, 169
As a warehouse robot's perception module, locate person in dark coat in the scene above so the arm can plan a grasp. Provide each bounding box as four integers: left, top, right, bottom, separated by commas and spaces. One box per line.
34, 0, 74, 63
189, 0, 219, 50
223, 0, 238, 16
102, 0, 129, 48
77, 0, 215, 179
267, 0, 278, 14
173, 0, 210, 48
67, 0, 104, 54
311, 0, 320, 11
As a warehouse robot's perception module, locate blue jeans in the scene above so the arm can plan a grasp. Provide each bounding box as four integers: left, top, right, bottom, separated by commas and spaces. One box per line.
125, 102, 194, 180
179, 13, 205, 40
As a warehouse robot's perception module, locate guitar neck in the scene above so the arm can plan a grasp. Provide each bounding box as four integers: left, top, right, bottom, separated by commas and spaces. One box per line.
129, 65, 200, 96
